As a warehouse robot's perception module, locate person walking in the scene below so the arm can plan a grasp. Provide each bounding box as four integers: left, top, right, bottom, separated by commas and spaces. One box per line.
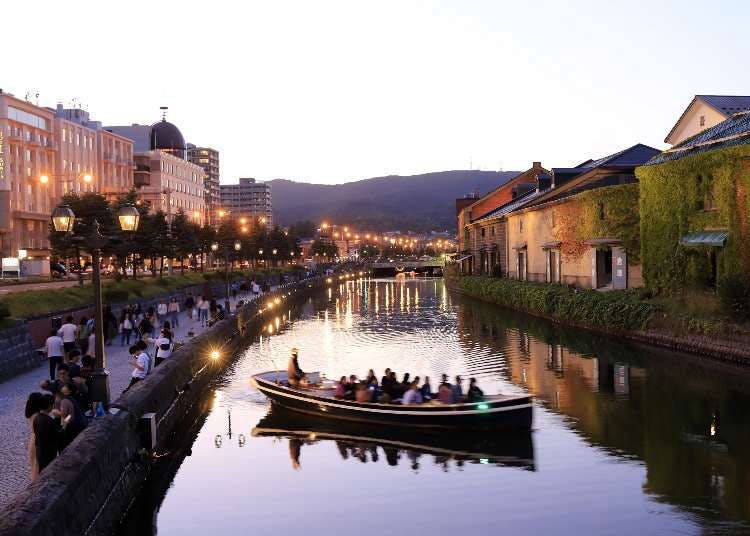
168, 297, 180, 328
25, 393, 43, 481
77, 316, 91, 356
120, 312, 134, 346
185, 293, 195, 321
103, 305, 117, 346
33, 394, 59, 475
57, 316, 78, 358
199, 296, 210, 326
157, 299, 168, 324
44, 329, 64, 381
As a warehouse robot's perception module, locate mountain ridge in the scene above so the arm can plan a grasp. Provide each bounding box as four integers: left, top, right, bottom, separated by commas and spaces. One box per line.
268, 170, 519, 232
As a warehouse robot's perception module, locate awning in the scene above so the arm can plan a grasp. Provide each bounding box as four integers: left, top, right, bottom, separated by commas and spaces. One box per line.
512, 242, 527, 250
681, 231, 728, 247
455, 255, 473, 262
541, 241, 561, 249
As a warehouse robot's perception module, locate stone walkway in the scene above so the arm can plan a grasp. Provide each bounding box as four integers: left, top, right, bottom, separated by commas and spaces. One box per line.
0, 290, 262, 507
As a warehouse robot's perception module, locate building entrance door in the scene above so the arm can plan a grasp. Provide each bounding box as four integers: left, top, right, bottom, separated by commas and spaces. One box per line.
595, 248, 613, 288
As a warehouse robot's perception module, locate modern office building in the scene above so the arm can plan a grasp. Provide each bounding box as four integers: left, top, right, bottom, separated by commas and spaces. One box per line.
53, 104, 134, 200
0, 92, 135, 258
219, 177, 272, 226
187, 145, 220, 226
107, 117, 206, 225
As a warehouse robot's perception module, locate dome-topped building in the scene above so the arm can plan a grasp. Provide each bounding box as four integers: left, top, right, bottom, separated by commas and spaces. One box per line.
150, 118, 186, 159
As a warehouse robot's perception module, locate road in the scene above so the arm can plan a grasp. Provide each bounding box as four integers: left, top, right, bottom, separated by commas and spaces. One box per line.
0, 289, 260, 507
0, 279, 81, 295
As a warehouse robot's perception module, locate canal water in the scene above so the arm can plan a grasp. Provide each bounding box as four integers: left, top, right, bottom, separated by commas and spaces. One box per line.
119, 278, 750, 536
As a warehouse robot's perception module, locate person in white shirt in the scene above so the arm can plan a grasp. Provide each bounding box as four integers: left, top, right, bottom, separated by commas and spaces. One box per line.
157, 300, 168, 323
86, 331, 96, 359
145, 328, 173, 366
126, 345, 150, 391
198, 296, 210, 326
44, 330, 65, 381
57, 316, 79, 358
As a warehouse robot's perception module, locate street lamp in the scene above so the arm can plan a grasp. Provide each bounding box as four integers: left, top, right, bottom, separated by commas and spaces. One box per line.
50, 203, 140, 405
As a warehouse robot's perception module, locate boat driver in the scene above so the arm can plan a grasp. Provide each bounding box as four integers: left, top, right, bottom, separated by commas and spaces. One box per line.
287, 348, 306, 387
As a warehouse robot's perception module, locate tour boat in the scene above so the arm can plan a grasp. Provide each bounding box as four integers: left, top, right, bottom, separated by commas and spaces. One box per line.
252, 405, 535, 469
250, 371, 533, 430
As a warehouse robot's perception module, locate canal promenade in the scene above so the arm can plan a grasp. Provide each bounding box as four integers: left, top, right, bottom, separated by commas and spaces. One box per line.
0, 289, 262, 507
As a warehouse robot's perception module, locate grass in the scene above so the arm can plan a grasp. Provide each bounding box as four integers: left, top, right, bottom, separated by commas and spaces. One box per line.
1, 267, 301, 319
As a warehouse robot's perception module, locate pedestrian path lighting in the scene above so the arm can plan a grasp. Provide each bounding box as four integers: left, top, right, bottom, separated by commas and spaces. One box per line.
51, 203, 140, 405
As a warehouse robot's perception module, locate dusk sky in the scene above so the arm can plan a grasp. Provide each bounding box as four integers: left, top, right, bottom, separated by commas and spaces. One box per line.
5, 0, 749, 184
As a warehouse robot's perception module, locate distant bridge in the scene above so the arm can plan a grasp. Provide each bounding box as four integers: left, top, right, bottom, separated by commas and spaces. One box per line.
366, 258, 444, 275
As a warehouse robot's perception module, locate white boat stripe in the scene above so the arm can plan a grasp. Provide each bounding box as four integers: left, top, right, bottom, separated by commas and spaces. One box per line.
255, 381, 533, 416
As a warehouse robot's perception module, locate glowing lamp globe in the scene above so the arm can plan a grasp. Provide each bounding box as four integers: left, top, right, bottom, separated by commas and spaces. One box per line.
117, 205, 140, 232
51, 205, 75, 233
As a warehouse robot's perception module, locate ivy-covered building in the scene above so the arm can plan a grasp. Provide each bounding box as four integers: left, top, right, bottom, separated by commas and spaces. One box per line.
637, 111, 750, 292
505, 144, 659, 289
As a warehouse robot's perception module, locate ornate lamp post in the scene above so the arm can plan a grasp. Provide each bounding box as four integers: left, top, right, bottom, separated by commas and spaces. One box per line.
51, 203, 140, 405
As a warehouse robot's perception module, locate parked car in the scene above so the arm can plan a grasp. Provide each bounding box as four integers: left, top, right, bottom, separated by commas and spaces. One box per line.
50, 262, 67, 278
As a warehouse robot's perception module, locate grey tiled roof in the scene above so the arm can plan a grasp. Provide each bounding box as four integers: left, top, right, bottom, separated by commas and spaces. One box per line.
699, 95, 750, 115
472, 189, 546, 223
646, 111, 750, 165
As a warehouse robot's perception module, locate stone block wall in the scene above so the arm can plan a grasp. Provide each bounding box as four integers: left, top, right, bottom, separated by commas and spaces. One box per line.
0, 323, 40, 383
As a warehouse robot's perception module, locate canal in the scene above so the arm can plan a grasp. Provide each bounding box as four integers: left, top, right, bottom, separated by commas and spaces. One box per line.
119, 277, 750, 535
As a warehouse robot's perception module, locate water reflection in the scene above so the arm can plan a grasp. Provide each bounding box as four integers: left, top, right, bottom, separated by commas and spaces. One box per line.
118, 278, 750, 536
457, 298, 750, 531
252, 406, 535, 473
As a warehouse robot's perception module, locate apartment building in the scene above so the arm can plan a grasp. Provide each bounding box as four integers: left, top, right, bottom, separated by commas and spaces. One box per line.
187, 145, 220, 225
219, 177, 272, 226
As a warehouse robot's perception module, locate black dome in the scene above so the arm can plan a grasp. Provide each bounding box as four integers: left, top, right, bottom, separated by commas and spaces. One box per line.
150, 119, 186, 159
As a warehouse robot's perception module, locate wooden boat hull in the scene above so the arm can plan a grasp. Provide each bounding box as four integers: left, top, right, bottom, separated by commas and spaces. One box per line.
251, 371, 533, 430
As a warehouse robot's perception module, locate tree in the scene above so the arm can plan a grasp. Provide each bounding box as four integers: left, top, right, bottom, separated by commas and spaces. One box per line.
171, 210, 199, 274
311, 239, 337, 260
287, 220, 317, 239
359, 244, 380, 259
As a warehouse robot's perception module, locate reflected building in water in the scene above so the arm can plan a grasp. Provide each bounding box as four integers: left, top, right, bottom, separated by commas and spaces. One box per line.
456, 296, 750, 528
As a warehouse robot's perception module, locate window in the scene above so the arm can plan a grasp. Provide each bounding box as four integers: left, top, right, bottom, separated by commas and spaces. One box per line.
519, 219, 523, 233
705, 180, 717, 211
8, 106, 47, 129
481, 228, 485, 238
491, 225, 495, 237
699, 115, 706, 127
598, 202, 605, 220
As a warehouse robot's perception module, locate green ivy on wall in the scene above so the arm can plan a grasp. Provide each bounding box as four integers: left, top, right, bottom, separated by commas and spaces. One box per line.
636, 144, 750, 293
554, 183, 641, 262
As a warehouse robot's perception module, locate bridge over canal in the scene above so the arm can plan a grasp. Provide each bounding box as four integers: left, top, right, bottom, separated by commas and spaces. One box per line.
366, 257, 444, 276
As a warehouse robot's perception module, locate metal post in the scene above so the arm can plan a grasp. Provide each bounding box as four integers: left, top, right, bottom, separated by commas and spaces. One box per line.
90, 246, 110, 405
224, 250, 231, 313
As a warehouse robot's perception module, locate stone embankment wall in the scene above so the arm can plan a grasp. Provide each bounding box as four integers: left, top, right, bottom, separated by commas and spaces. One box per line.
0, 324, 37, 383
0, 277, 323, 536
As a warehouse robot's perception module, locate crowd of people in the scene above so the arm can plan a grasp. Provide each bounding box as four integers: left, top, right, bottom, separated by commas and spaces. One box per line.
331, 371, 484, 405
287, 352, 485, 405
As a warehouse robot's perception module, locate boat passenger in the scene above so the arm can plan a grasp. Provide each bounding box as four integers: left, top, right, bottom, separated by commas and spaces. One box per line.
467, 377, 484, 402
334, 376, 347, 399
452, 375, 464, 403
344, 375, 358, 400
366, 369, 378, 387
402, 381, 423, 405
437, 383, 454, 404
439, 373, 452, 391
287, 348, 305, 387
355, 382, 373, 403
381, 368, 392, 389
420, 376, 433, 400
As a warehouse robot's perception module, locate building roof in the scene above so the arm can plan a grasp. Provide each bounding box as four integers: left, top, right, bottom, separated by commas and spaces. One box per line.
150, 119, 185, 157
698, 95, 750, 116
583, 143, 661, 168
472, 188, 544, 224
646, 111, 750, 165
664, 95, 750, 143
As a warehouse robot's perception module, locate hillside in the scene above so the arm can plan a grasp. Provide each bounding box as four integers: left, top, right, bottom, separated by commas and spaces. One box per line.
269, 170, 519, 232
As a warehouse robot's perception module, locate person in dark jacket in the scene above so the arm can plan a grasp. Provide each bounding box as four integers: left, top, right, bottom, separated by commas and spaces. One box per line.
33, 394, 59, 474
467, 377, 485, 402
